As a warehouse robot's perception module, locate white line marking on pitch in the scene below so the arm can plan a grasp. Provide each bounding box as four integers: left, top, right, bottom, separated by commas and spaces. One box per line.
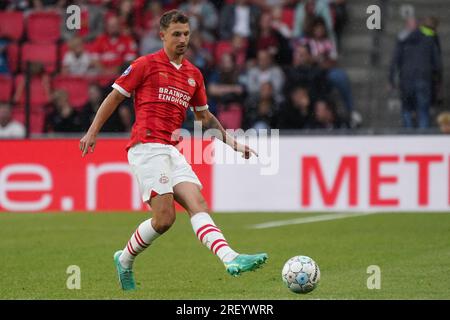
249, 212, 380, 229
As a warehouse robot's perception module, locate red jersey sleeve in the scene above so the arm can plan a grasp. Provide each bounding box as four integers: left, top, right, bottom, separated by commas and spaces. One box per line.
112, 56, 147, 98
190, 71, 209, 112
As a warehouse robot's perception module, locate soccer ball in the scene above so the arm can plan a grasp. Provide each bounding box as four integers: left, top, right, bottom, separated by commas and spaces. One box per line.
281, 255, 320, 294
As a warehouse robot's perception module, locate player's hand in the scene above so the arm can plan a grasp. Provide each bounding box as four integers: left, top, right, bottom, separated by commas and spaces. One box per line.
233, 142, 258, 159
79, 133, 97, 157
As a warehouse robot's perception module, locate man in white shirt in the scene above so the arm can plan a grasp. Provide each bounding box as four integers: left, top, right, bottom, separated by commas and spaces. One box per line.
245, 50, 285, 103
62, 36, 94, 75
0, 103, 25, 138
220, 0, 261, 40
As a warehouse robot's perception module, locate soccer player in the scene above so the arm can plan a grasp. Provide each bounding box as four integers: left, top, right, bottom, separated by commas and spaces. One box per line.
79, 10, 268, 291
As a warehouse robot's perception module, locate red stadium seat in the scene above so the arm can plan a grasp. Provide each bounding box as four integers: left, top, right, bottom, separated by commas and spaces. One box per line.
52, 75, 89, 109
0, 11, 24, 41
217, 103, 242, 130
7, 42, 20, 73
11, 106, 45, 134
14, 74, 50, 107
21, 43, 58, 73
27, 11, 61, 43
0, 75, 13, 102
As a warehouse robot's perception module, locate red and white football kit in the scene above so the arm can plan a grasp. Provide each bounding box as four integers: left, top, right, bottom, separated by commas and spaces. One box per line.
112, 53, 264, 275
112, 49, 208, 202
91, 34, 137, 70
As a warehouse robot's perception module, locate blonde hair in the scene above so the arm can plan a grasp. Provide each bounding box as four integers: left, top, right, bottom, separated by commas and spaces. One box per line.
437, 111, 450, 125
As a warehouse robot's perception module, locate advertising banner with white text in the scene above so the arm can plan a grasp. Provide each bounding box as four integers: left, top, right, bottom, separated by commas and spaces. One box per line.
213, 136, 450, 212
1, 136, 449, 212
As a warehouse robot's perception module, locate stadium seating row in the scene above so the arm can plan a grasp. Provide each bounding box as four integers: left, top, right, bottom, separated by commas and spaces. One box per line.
0, 74, 116, 108
0, 10, 61, 43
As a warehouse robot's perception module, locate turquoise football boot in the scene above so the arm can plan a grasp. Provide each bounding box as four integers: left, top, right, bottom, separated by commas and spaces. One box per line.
113, 250, 136, 291
225, 253, 268, 276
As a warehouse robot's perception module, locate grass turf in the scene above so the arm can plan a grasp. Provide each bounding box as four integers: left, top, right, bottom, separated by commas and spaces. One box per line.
0, 212, 449, 299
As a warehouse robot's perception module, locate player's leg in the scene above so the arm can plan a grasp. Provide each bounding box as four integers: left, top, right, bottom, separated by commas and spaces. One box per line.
114, 144, 175, 290
114, 192, 175, 290
118, 193, 175, 269
173, 182, 268, 276
173, 181, 237, 261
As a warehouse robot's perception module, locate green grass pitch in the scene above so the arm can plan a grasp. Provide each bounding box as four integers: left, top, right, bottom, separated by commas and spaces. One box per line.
0, 212, 449, 299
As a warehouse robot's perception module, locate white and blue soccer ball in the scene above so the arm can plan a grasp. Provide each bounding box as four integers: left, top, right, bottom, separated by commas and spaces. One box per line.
282, 255, 320, 294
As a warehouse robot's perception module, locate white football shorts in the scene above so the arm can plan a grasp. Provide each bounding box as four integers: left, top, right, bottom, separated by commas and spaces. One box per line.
128, 142, 202, 202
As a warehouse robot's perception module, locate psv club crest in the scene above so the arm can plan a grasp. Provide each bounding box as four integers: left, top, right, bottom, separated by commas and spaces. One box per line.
159, 174, 169, 184
188, 78, 196, 87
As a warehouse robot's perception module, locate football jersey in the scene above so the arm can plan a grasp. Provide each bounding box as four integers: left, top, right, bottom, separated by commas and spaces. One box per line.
91, 34, 137, 69
112, 49, 208, 150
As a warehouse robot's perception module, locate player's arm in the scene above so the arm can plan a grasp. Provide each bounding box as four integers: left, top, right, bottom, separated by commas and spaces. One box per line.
193, 109, 258, 159
79, 89, 125, 157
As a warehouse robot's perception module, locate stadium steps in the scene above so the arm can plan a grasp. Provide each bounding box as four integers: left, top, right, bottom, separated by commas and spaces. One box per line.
339, 0, 450, 128
337, 0, 377, 126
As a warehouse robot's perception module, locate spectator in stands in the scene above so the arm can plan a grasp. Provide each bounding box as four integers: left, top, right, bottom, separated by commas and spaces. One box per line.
32, 0, 66, 10
423, 16, 441, 52
230, 34, 250, 71
313, 99, 348, 130
219, 0, 261, 41
249, 10, 292, 66
400, 16, 442, 109
423, 16, 443, 108
284, 43, 328, 102
253, 0, 297, 11
135, 0, 163, 39
389, 16, 442, 129
243, 81, 279, 130
298, 17, 357, 126
208, 52, 245, 115
298, 17, 337, 66
13, 62, 51, 106
91, 15, 137, 75
105, 0, 135, 36
278, 86, 314, 129
185, 33, 214, 73
397, 16, 417, 42
44, 89, 82, 133
0, 38, 9, 75
271, 5, 293, 39
139, 17, 163, 56
329, 0, 348, 50
135, 1, 163, 55
293, 0, 335, 45
4, 0, 32, 11
62, 36, 95, 75
61, 0, 105, 42
80, 84, 131, 132
0, 102, 25, 138
179, 0, 219, 42
437, 111, 450, 134
245, 49, 285, 103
